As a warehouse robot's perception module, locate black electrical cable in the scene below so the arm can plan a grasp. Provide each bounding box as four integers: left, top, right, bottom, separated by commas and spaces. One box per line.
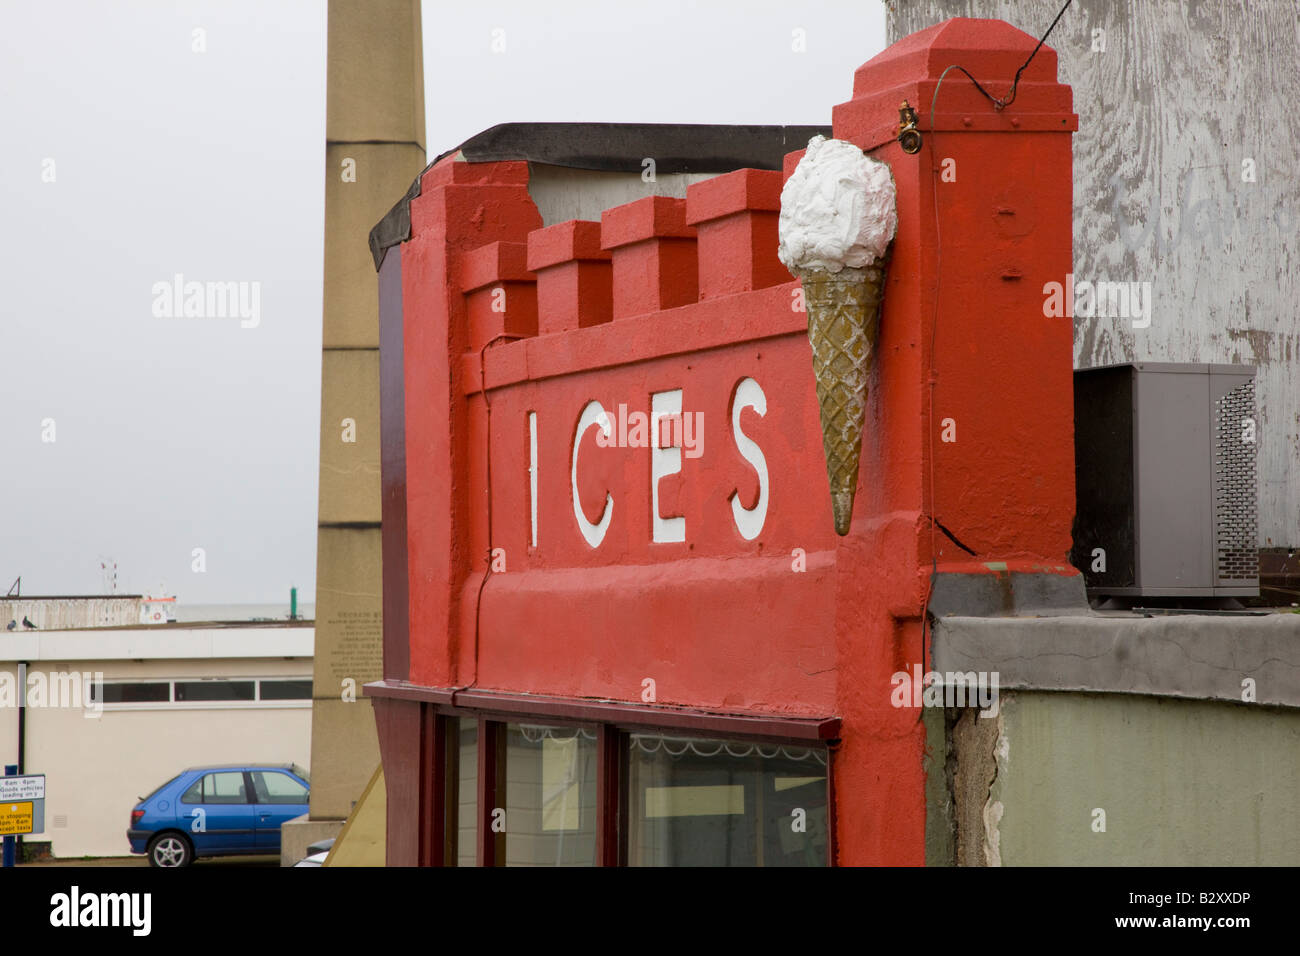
998, 0, 1074, 110
932, 0, 1074, 115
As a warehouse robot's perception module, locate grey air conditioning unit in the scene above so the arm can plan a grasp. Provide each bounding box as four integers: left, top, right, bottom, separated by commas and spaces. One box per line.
1070, 362, 1258, 598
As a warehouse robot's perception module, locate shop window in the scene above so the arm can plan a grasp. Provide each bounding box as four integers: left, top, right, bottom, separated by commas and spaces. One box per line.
503, 724, 598, 867
450, 718, 478, 867
626, 735, 828, 866
423, 710, 831, 867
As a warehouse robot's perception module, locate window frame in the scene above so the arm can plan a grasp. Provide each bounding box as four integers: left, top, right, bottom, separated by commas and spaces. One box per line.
413, 699, 837, 868
249, 769, 310, 806
180, 770, 254, 806
88, 676, 313, 710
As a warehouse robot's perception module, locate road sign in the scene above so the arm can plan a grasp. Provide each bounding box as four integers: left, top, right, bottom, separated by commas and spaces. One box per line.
0, 775, 44, 802
0, 802, 34, 837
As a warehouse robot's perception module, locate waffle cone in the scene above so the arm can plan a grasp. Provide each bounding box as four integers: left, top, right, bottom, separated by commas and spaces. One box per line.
798, 262, 886, 535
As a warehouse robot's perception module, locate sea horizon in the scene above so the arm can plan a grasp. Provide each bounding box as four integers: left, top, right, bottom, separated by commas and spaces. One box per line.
171, 602, 315, 623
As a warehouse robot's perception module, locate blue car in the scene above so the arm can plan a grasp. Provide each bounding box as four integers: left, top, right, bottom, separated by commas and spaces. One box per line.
128, 764, 310, 867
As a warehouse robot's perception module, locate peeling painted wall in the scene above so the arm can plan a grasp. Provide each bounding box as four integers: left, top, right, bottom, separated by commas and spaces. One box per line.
888, 1, 1300, 548
949, 692, 1300, 865
949, 706, 1001, 866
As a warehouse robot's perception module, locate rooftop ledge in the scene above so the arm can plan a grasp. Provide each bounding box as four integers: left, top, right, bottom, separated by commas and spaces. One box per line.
932, 611, 1300, 710
0, 626, 315, 662
922, 569, 1300, 708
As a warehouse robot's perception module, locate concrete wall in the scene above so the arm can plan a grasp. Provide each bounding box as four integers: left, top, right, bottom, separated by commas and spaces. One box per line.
0, 657, 311, 858
310, 528, 382, 818
939, 691, 1300, 865
887, 1, 1300, 549
526, 165, 719, 227
1, 597, 145, 630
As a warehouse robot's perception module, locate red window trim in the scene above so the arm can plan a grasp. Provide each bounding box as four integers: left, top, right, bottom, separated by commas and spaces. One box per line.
365, 680, 840, 743
374, 685, 839, 867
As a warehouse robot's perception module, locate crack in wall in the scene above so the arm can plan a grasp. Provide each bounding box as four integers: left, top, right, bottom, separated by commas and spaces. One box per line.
948, 695, 1009, 866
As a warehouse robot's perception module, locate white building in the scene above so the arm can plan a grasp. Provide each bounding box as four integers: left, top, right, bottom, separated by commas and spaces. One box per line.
0, 624, 313, 858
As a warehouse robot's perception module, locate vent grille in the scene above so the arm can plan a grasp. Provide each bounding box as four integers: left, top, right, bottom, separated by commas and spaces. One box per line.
1213, 380, 1258, 581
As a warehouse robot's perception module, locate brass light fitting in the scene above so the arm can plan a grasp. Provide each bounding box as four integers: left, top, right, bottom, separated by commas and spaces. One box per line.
897, 100, 922, 154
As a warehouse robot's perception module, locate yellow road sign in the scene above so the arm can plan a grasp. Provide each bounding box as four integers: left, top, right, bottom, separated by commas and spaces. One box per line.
0, 801, 34, 836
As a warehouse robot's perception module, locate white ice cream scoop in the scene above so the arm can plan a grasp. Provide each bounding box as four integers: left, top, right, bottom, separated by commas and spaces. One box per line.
779, 136, 897, 535
778, 135, 898, 274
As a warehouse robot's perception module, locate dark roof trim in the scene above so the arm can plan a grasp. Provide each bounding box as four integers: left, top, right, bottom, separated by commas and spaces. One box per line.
369, 121, 830, 270
364, 679, 840, 742
368, 173, 423, 274
435, 121, 831, 172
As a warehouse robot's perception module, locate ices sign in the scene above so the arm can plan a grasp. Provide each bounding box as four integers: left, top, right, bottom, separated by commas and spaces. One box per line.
555, 377, 770, 549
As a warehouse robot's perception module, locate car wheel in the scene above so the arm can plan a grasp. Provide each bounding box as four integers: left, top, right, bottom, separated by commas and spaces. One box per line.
147, 832, 193, 868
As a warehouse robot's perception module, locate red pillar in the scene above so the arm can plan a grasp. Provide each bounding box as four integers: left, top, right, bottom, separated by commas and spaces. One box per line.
380, 158, 542, 864
400, 159, 542, 691
827, 18, 1077, 865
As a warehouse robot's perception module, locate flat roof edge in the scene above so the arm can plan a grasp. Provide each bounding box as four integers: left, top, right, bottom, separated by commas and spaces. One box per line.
933, 614, 1300, 709
0, 627, 315, 662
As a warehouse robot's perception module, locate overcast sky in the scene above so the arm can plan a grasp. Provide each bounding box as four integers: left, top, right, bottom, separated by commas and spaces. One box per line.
0, 0, 885, 605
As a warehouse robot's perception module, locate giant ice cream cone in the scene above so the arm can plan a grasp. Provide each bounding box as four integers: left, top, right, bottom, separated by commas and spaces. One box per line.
797, 261, 887, 533
779, 136, 897, 536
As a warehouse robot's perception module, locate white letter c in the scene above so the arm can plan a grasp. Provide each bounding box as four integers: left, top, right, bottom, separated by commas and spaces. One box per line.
572, 401, 613, 548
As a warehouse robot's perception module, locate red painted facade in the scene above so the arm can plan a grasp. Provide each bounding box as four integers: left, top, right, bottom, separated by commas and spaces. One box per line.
369, 17, 1079, 865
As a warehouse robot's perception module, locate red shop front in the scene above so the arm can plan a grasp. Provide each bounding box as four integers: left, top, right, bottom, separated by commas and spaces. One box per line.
365, 18, 1079, 866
